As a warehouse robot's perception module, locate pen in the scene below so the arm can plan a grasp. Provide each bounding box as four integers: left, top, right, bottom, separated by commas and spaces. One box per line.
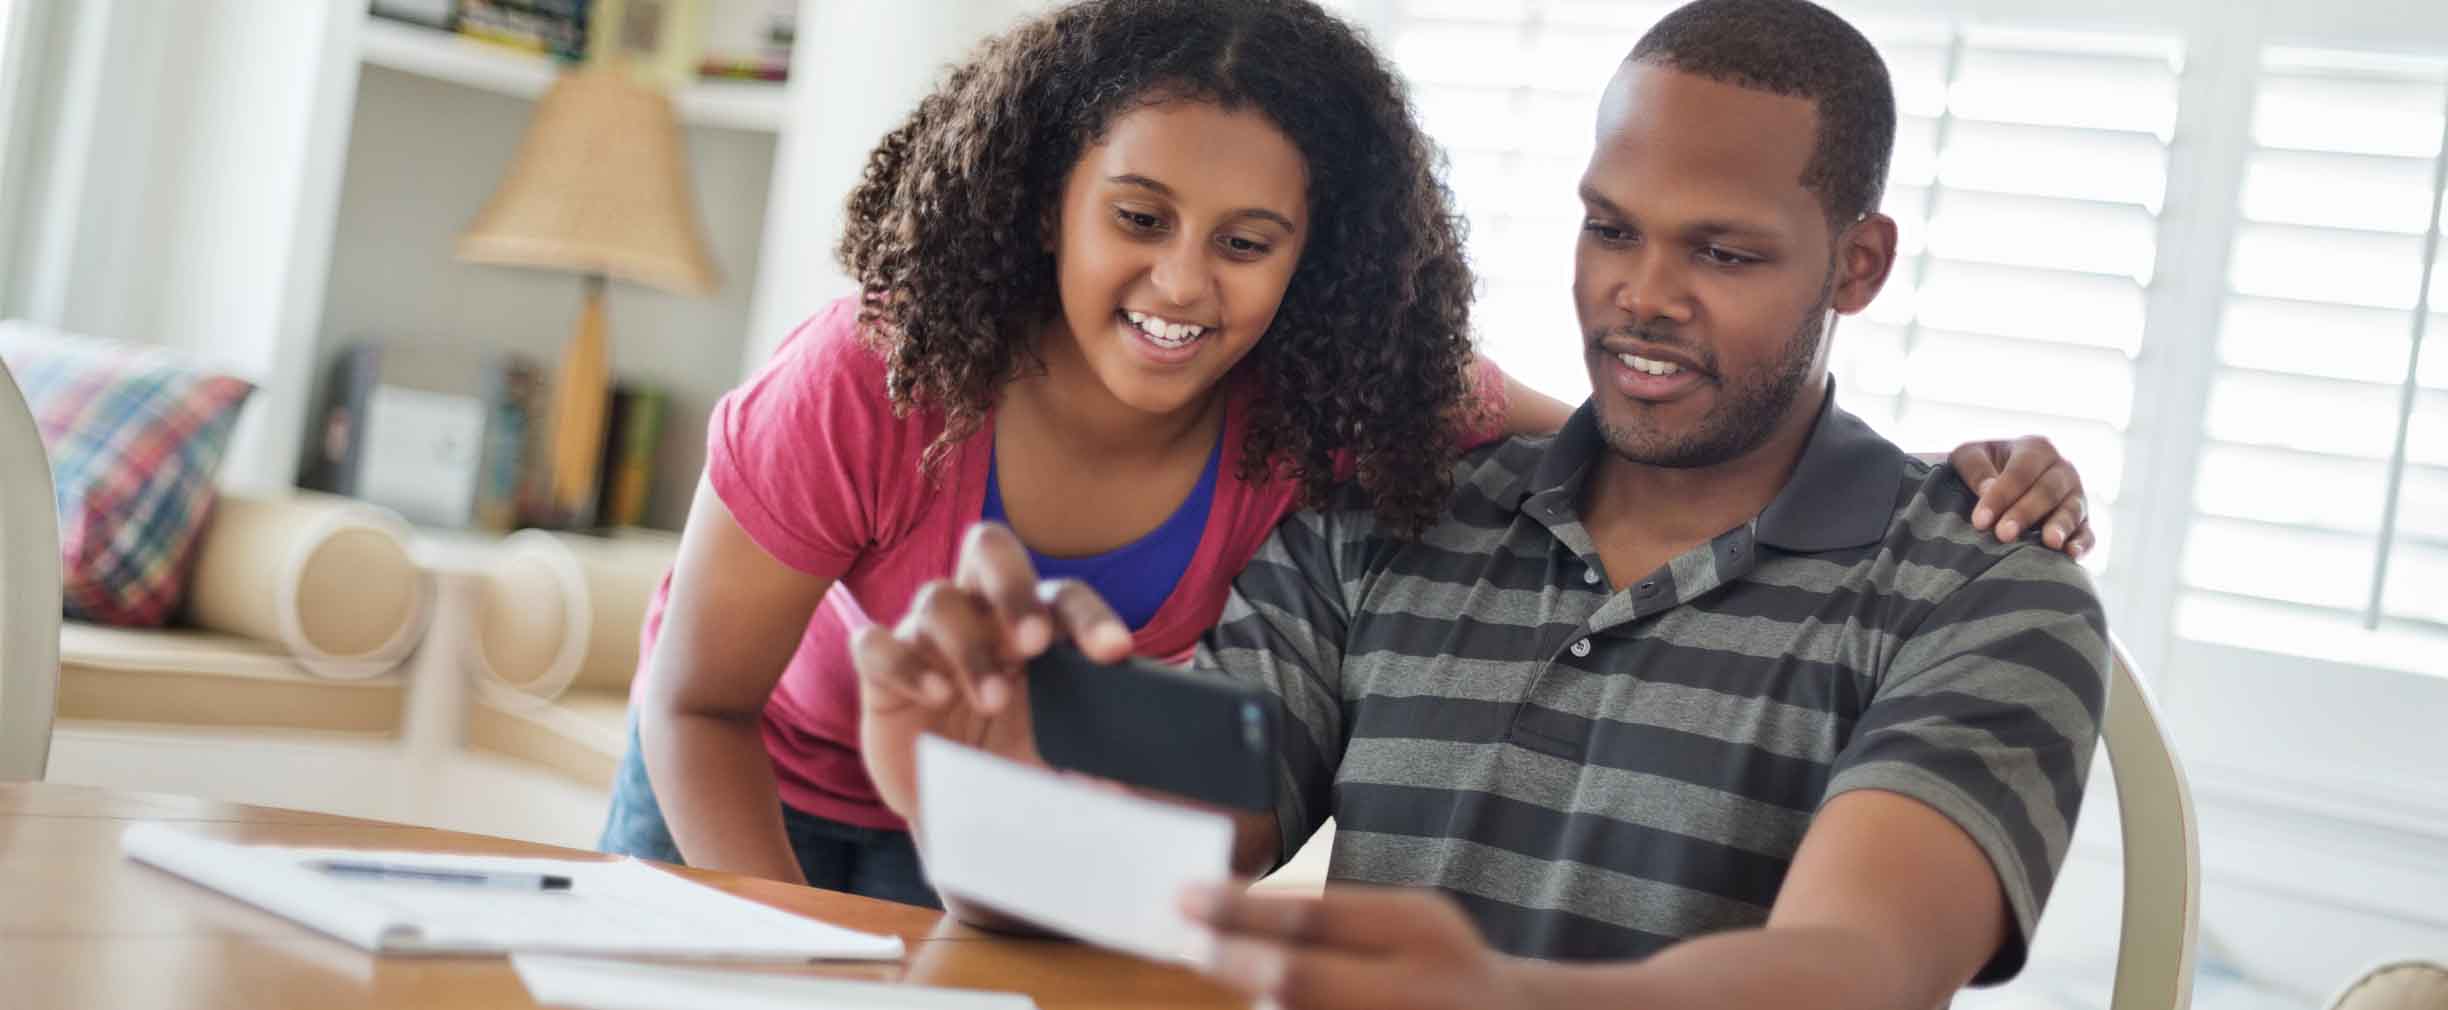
309, 859, 573, 891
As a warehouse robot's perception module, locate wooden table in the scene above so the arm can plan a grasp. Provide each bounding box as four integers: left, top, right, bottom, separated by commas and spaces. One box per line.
1, 783, 1249, 1009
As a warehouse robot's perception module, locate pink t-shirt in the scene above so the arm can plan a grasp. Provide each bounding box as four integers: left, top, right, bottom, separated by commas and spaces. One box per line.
636, 297, 1505, 831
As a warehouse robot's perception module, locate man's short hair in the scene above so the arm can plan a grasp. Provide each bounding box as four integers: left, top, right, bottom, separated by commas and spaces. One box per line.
1629, 0, 1898, 229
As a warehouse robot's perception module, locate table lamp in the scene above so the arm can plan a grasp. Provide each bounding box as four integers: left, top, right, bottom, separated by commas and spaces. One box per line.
457, 67, 718, 529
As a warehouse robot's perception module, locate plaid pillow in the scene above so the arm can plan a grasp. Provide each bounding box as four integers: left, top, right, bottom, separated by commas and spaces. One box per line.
0, 323, 254, 626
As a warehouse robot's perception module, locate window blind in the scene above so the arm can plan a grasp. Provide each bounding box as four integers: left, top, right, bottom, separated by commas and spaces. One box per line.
2174, 46, 2448, 674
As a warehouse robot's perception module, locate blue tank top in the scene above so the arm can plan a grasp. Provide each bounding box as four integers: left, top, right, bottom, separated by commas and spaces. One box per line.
981, 431, 1222, 630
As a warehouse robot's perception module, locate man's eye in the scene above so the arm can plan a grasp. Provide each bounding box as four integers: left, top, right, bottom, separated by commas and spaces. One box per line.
1581, 220, 1632, 243
1701, 246, 1760, 267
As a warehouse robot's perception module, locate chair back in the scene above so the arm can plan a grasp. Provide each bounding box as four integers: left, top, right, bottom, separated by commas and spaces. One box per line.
2104, 636, 2200, 1010
0, 357, 60, 780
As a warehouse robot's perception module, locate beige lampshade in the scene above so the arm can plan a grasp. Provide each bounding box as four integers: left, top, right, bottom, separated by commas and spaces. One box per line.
458, 68, 719, 296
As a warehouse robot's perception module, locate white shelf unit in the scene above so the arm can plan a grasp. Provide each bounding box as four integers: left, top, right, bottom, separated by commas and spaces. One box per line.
318, 11, 790, 531
357, 16, 787, 134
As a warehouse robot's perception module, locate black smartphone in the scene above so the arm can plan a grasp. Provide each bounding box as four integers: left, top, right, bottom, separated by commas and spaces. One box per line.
1024, 642, 1278, 811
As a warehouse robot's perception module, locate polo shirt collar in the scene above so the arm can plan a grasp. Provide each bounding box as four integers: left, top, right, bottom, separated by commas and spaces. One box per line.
1503, 383, 1904, 554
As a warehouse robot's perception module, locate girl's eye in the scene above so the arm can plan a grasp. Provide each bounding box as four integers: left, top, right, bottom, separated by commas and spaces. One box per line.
1221, 235, 1273, 257
1117, 209, 1164, 232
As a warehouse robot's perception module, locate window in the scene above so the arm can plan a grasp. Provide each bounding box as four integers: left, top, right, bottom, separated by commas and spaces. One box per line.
1373, 1, 1667, 405
1839, 27, 2178, 591
1364, 1, 2177, 606
2175, 47, 2448, 675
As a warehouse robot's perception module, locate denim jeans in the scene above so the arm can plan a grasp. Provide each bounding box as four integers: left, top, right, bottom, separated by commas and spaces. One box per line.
596, 715, 940, 909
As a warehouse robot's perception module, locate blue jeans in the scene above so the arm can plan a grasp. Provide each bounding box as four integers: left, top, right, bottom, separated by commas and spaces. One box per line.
597, 716, 940, 909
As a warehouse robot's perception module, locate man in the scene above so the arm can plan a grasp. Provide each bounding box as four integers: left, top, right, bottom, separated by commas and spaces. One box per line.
851, 1, 2110, 1007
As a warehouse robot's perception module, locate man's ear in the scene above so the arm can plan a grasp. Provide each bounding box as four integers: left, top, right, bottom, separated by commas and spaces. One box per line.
1831, 212, 1899, 315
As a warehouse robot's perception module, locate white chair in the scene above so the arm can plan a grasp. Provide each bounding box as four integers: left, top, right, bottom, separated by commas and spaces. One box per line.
2104, 636, 2200, 1010
0, 356, 60, 780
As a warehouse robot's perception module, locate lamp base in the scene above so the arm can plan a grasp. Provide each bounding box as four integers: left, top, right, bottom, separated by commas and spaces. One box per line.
536, 274, 611, 529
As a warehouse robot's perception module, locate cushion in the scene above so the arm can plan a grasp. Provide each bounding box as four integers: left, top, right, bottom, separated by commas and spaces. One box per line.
2332, 962, 2448, 1010
56, 622, 406, 734
0, 323, 254, 626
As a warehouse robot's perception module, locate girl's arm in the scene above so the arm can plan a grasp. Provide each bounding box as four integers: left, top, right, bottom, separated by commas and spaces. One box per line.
1488, 358, 1577, 436
637, 478, 836, 885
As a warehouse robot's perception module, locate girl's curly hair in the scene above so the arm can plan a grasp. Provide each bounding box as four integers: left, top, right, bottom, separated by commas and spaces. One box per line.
836, 0, 1487, 535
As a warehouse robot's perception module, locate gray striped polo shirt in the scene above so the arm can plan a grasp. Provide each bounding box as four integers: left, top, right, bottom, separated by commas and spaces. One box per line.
1195, 393, 2109, 983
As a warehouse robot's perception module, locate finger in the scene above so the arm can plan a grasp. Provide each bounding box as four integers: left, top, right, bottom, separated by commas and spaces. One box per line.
1202, 937, 1423, 1010
903, 581, 1008, 712
2068, 518, 2097, 561
1948, 440, 2006, 506
2039, 494, 2088, 553
850, 625, 949, 708
1997, 461, 2078, 545
1183, 884, 1463, 956
957, 522, 1055, 657
1042, 579, 1132, 661
1974, 435, 2057, 536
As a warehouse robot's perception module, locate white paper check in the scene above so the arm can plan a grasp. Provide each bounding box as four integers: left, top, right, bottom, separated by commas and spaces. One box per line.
512, 954, 1038, 1010
916, 734, 1235, 964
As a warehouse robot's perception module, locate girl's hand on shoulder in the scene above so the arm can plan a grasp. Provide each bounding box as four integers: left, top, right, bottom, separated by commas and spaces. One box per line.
1949, 435, 2094, 560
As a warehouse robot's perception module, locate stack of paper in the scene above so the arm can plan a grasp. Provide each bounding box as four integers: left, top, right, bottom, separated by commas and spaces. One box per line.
916, 735, 1236, 964
512, 954, 1039, 1010
121, 823, 904, 961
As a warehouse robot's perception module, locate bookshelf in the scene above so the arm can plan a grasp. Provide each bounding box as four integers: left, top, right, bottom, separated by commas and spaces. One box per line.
322, 12, 790, 531
356, 16, 787, 134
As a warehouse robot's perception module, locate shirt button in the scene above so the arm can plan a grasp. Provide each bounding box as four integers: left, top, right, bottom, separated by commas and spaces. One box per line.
1582, 569, 1601, 585
1570, 639, 1592, 658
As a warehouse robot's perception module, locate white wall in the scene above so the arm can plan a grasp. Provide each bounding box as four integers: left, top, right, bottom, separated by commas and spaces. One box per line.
142, 1, 362, 495
6, 0, 361, 494
739, 0, 1046, 369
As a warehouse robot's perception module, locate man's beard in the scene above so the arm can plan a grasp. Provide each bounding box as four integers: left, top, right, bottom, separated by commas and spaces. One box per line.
1593, 271, 1835, 470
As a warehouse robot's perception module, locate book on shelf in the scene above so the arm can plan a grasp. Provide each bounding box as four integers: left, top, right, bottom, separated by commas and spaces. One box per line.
298, 341, 541, 532
371, 0, 460, 31
592, 383, 669, 531
698, 0, 794, 82
386, 0, 798, 87
473, 356, 544, 534
457, 0, 591, 63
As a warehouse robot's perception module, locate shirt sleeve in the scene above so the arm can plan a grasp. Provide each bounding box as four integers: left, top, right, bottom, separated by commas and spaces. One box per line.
1821, 544, 2111, 985
704, 302, 906, 582
1455, 352, 1514, 450
1192, 505, 1372, 869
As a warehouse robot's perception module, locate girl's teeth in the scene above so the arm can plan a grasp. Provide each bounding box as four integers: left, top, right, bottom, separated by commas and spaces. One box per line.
1126, 311, 1205, 345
